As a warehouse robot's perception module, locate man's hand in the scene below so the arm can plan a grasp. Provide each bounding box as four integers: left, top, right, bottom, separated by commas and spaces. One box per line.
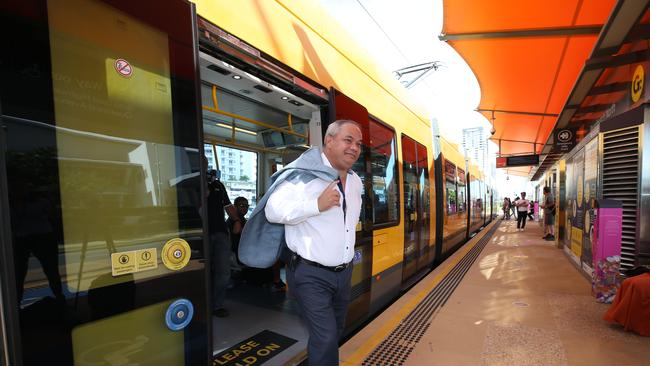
318, 180, 341, 212
232, 220, 242, 234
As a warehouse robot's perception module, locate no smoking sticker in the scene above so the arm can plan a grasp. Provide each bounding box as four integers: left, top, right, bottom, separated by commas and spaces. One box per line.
114, 58, 133, 78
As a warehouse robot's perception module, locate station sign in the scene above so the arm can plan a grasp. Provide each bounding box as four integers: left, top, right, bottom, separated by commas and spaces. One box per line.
496, 154, 540, 168
552, 128, 577, 153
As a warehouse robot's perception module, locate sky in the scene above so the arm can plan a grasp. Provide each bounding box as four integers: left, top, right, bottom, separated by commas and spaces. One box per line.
318, 0, 487, 141
319, 0, 532, 196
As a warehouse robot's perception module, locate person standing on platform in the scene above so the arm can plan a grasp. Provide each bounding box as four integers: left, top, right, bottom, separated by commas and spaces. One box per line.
514, 192, 530, 231
511, 195, 519, 219
502, 197, 510, 220
542, 187, 556, 240
265, 120, 363, 365
527, 201, 535, 221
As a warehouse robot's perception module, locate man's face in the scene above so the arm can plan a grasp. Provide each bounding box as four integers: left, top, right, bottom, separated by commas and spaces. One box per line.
236, 200, 249, 216
324, 124, 363, 171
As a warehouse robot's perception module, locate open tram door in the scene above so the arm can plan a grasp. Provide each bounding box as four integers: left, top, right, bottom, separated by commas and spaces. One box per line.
327, 88, 373, 333
0, 0, 210, 364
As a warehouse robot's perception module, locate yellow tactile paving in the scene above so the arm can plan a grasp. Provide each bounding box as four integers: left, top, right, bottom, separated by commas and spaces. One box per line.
340, 219, 650, 365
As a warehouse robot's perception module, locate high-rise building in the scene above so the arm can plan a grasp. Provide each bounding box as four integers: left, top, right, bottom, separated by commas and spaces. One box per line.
462, 127, 487, 168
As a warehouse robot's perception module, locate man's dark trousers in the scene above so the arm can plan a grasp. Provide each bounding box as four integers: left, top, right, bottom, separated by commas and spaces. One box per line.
287, 260, 353, 366
517, 211, 528, 229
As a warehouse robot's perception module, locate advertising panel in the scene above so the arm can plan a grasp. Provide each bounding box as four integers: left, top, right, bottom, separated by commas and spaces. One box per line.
582, 138, 599, 268
566, 149, 585, 261
592, 200, 622, 303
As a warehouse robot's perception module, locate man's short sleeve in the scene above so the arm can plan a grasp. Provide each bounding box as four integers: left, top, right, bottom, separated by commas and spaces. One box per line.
217, 180, 232, 207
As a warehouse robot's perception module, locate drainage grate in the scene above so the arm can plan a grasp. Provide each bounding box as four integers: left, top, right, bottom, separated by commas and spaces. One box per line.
361, 221, 501, 366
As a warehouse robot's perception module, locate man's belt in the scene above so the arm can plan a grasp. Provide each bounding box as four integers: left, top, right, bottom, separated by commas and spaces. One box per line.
298, 256, 351, 272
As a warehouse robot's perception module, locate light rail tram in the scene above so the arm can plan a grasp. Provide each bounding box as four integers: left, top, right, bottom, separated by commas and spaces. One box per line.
0, 0, 496, 364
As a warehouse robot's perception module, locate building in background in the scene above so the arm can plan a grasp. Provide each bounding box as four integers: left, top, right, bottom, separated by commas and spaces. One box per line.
462, 127, 486, 168
205, 144, 258, 215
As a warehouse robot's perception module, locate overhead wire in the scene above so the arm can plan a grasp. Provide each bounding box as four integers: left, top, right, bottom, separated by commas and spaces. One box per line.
354, 0, 411, 64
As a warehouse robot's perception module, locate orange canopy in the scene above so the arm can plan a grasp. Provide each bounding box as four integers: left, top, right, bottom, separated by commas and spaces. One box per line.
441, 0, 615, 176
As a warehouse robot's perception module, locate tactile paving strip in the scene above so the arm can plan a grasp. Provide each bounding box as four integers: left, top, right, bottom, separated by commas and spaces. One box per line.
361, 221, 501, 365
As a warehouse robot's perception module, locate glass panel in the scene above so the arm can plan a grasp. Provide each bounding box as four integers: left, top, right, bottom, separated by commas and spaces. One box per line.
457, 168, 466, 213
1, 0, 206, 364
204, 143, 217, 170
446, 182, 457, 214
401, 136, 418, 257
368, 120, 399, 225
49, 0, 184, 293
416, 142, 430, 240
215, 145, 257, 216
470, 175, 478, 222
352, 146, 368, 229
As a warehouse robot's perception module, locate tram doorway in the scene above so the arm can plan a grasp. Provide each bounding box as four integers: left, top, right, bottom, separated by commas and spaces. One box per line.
198, 52, 322, 364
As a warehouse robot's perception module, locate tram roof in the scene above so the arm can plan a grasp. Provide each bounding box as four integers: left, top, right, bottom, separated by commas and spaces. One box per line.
193, 0, 431, 130
440, 0, 620, 177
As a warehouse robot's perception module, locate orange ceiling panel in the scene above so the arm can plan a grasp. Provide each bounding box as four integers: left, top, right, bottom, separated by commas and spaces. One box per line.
543, 36, 599, 113
443, 0, 584, 34
442, 0, 616, 159
455, 37, 567, 113
536, 116, 556, 149
483, 112, 542, 142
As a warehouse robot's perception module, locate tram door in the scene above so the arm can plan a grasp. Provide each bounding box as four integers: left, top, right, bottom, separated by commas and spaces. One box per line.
328, 88, 373, 331
401, 136, 431, 283
0, 0, 208, 365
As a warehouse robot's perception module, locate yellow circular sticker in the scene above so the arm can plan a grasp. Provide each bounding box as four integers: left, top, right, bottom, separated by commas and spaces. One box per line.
162, 238, 191, 271
631, 64, 644, 103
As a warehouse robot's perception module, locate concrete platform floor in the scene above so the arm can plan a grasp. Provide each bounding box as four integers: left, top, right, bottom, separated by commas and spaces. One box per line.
340, 219, 650, 366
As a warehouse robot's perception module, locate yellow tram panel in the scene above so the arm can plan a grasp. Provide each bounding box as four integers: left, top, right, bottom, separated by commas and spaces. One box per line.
193, 0, 430, 133
372, 226, 405, 276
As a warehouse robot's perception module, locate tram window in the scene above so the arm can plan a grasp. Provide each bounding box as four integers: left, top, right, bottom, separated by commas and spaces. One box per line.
212, 145, 258, 217
457, 185, 466, 212
446, 182, 457, 214
401, 136, 418, 232
204, 143, 217, 170
457, 168, 466, 213
416, 142, 430, 223
368, 119, 399, 225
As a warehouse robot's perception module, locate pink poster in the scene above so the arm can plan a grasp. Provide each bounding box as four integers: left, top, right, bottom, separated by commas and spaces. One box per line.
591, 200, 623, 303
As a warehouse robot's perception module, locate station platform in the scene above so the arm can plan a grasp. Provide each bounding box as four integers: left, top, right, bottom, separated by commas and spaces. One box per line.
340, 219, 650, 365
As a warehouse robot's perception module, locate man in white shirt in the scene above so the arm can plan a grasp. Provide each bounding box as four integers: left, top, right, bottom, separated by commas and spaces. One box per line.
515, 192, 530, 231
265, 119, 363, 366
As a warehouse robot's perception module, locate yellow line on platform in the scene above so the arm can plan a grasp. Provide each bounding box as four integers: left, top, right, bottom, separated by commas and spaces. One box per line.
342, 221, 497, 365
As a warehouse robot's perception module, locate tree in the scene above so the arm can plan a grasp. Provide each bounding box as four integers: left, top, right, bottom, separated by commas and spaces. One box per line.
240, 175, 250, 182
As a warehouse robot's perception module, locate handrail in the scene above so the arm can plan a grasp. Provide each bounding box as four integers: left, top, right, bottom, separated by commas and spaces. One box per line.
204, 136, 282, 154
202, 85, 309, 140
